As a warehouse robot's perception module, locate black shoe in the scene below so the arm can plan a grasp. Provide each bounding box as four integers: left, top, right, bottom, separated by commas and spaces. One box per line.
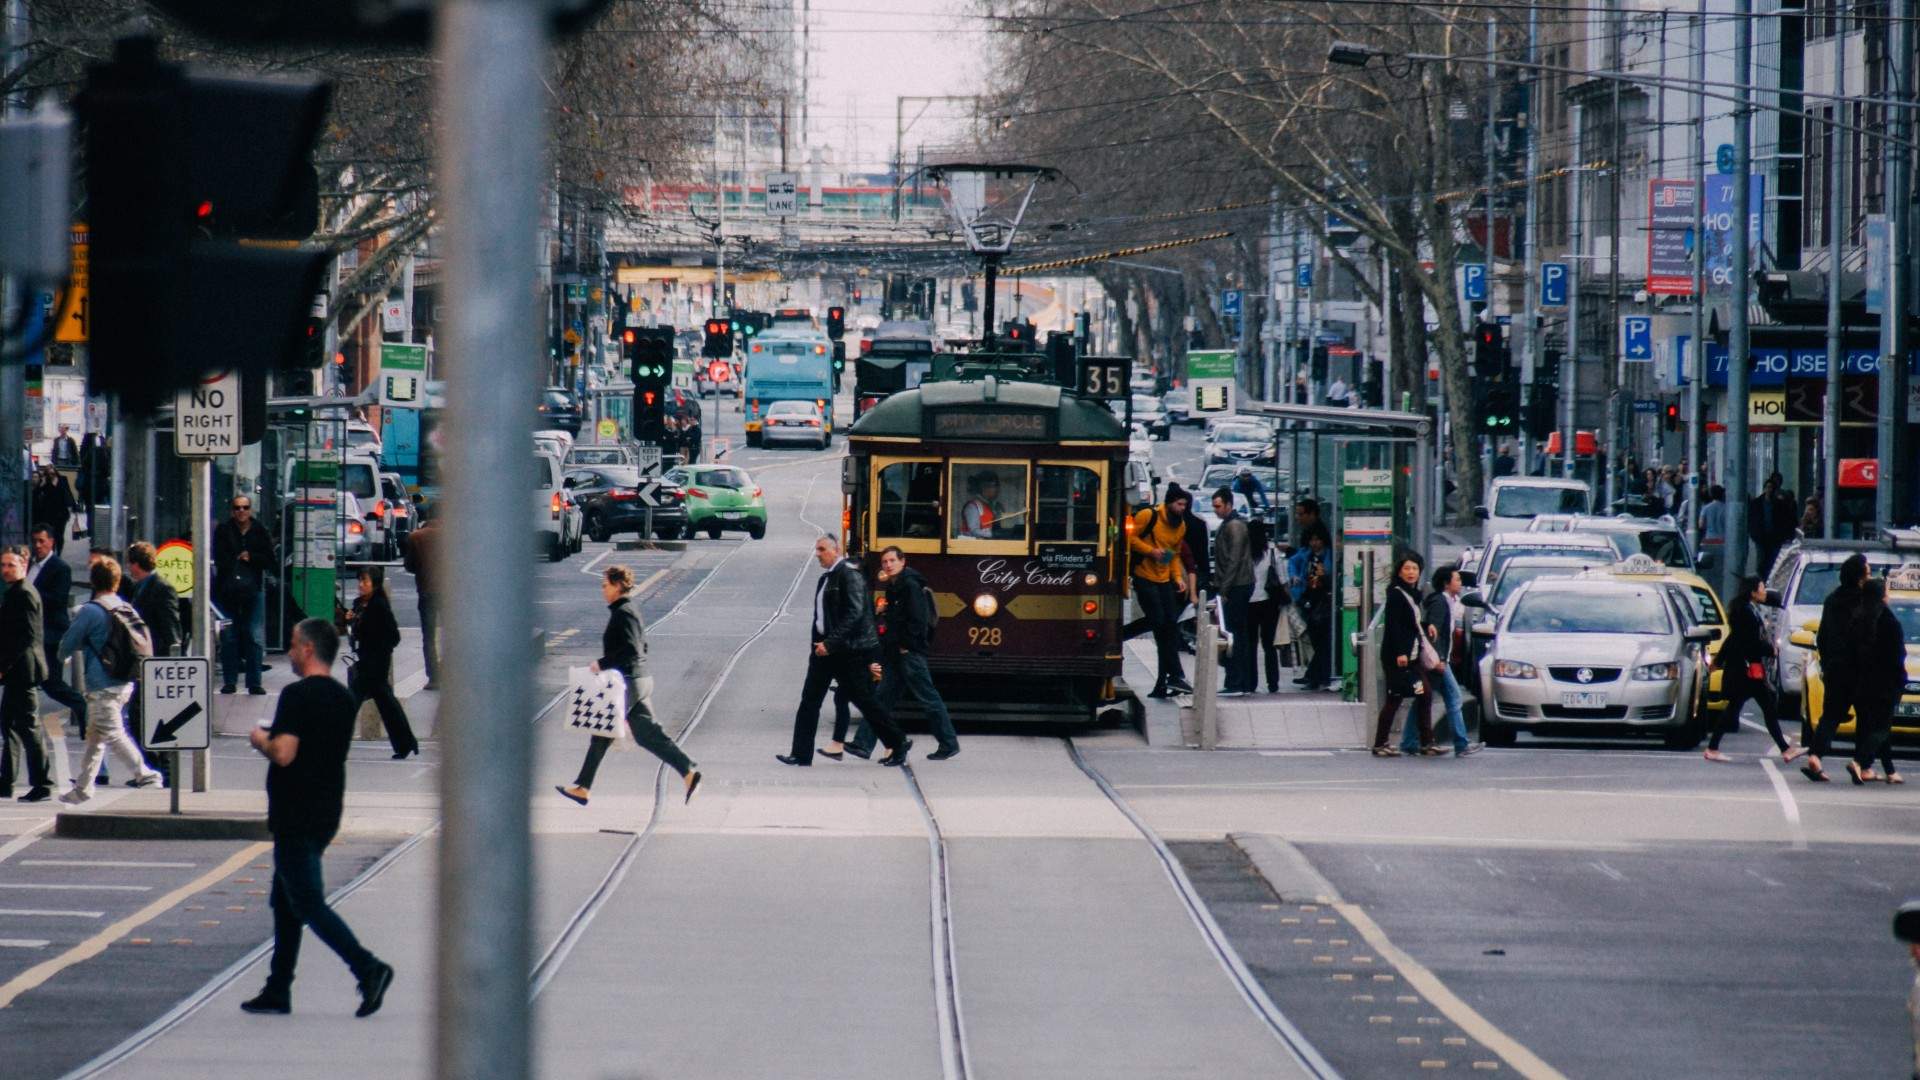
248, 686, 268, 696
354, 961, 393, 1018
1167, 679, 1194, 695
0, 786, 10, 799
96, 772, 108, 785
774, 754, 810, 767
927, 746, 960, 761
816, 748, 844, 761
19, 786, 50, 803
880, 739, 914, 767
391, 747, 418, 760
240, 990, 291, 1015
220, 685, 236, 695
1147, 684, 1171, 699
843, 744, 873, 760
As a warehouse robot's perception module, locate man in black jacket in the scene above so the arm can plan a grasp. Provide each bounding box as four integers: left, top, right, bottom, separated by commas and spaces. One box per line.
213, 494, 275, 694
0, 548, 52, 800
779, 535, 909, 767
1748, 472, 1797, 577
1804, 552, 1870, 781
27, 525, 85, 734
125, 542, 181, 781
848, 547, 958, 761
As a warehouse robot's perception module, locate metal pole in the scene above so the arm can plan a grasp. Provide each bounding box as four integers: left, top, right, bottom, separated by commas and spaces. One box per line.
189, 459, 212, 793
433, 2, 545, 1078
1, 0, 30, 549
1289, 212, 1302, 402
1566, 103, 1585, 479
1520, 2, 1540, 477
1194, 586, 1216, 749
982, 255, 999, 348
1687, 6, 1707, 555
1725, 0, 1754, 596
1607, 55, 1624, 513
714, 111, 727, 318
1485, 14, 1498, 500
108, 403, 126, 547
1823, 27, 1846, 539
1878, 0, 1914, 531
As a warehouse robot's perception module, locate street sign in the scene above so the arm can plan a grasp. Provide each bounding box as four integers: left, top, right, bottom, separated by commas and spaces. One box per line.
174, 369, 242, 456
1296, 263, 1312, 288
635, 480, 662, 508
380, 342, 427, 408
1540, 262, 1569, 308
380, 298, 408, 334
1622, 316, 1653, 362
140, 656, 211, 751
53, 225, 88, 343
766, 171, 799, 217
1632, 398, 1660, 414
1462, 263, 1488, 301
633, 445, 663, 475
1715, 143, 1735, 175
1221, 290, 1242, 317
1081, 356, 1129, 398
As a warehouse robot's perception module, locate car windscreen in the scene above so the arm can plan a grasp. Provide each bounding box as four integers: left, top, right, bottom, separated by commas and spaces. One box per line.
570, 448, 624, 464
1485, 542, 1612, 582
1214, 425, 1266, 444
1508, 589, 1671, 634
1790, 557, 1920, 607
1635, 530, 1692, 567
593, 467, 641, 487
1893, 601, 1920, 644
1491, 564, 1590, 606
694, 468, 748, 489
542, 391, 573, 409
347, 429, 381, 452
766, 401, 815, 416
1493, 486, 1588, 518
342, 463, 378, 499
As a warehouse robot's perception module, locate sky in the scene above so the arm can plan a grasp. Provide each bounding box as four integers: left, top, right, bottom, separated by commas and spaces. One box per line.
798, 0, 992, 176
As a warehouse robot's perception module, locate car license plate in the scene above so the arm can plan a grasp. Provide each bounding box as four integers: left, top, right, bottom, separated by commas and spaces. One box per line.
1896, 702, 1920, 718
721, 512, 746, 520
1560, 692, 1608, 708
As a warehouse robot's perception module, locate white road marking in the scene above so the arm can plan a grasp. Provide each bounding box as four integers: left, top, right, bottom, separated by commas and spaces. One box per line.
1759, 758, 1809, 851
577, 548, 613, 576
0, 908, 103, 918
18, 860, 195, 869
1475, 857, 1505, 877
0, 821, 54, 866
0, 883, 153, 892
0, 939, 49, 948
1745, 867, 1785, 888
1589, 860, 1626, 882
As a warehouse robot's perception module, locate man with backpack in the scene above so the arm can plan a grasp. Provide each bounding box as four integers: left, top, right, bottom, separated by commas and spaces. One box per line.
56, 557, 160, 803
846, 546, 959, 762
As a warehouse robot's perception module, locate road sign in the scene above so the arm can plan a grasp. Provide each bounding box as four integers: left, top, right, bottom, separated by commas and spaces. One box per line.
596, 418, 618, 439
1221, 290, 1242, 317
140, 656, 211, 751
380, 298, 408, 334
154, 539, 194, 598
1622, 316, 1654, 362
1462, 263, 1488, 302
1296, 263, 1312, 288
633, 445, 663, 475
635, 480, 662, 508
174, 370, 242, 456
53, 225, 88, 343
766, 172, 799, 216
1715, 143, 1735, 175
1185, 348, 1236, 380
380, 342, 427, 408
1632, 398, 1660, 414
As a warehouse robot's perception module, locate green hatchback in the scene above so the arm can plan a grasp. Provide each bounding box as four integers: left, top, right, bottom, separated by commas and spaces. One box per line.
664, 464, 767, 539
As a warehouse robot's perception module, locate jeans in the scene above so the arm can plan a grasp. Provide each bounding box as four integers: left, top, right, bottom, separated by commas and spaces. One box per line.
265, 831, 380, 996
854, 650, 958, 754
789, 649, 902, 764
1133, 577, 1186, 688
0, 682, 47, 790
1221, 584, 1255, 692
221, 590, 265, 691
1301, 603, 1332, 685
418, 594, 438, 684
1413, 666, 1471, 752
573, 676, 693, 786
1377, 686, 1430, 750
350, 653, 417, 756
71, 685, 157, 796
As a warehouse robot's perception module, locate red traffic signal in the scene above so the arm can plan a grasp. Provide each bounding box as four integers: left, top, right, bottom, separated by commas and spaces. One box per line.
622, 328, 636, 344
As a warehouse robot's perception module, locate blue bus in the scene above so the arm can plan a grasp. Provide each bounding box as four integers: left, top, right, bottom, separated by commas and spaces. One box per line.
743, 328, 835, 446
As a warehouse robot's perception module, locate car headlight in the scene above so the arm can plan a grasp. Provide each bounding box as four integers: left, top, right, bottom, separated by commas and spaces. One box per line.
1784, 659, 1804, 681
1633, 662, 1678, 681
1493, 659, 1537, 679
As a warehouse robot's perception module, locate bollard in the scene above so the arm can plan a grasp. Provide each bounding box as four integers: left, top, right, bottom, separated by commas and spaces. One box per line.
1195, 587, 1217, 749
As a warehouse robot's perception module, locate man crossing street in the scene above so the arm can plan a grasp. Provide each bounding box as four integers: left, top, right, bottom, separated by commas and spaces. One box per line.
847, 546, 959, 761
778, 535, 910, 767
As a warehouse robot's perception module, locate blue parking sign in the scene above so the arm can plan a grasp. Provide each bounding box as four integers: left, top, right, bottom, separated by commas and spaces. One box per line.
1462, 263, 1487, 301
1540, 262, 1568, 308
1222, 289, 1242, 317
1622, 315, 1654, 362
1296, 264, 1313, 289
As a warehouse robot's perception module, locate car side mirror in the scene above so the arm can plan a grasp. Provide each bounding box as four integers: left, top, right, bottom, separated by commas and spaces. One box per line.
1683, 625, 1721, 644
1474, 506, 1489, 520
1695, 549, 1717, 572
1460, 591, 1487, 609
1470, 622, 1496, 637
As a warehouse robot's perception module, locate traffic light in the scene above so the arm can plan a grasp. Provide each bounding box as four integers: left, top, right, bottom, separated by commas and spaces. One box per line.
702, 317, 733, 358
1665, 402, 1681, 432
633, 334, 670, 441
1527, 362, 1560, 436
1472, 323, 1502, 376
1481, 382, 1517, 434
628, 326, 672, 383
826, 306, 846, 340
80, 36, 331, 415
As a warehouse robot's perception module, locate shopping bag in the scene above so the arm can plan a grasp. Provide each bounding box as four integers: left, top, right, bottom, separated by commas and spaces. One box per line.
565, 666, 629, 741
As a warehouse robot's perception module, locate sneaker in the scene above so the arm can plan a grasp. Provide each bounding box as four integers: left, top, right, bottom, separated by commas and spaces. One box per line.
240, 990, 291, 1015
57, 788, 90, 805
131, 773, 163, 788
19, 786, 50, 803
1220, 689, 1250, 698
354, 960, 394, 1018
1455, 743, 1484, 757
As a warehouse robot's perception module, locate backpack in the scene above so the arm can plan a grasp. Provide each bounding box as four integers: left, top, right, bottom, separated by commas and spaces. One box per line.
92, 601, 154, 682
921, 583, 939, 633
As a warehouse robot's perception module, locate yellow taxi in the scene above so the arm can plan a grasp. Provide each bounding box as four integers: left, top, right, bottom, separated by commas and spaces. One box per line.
1579, 554, 1730, 723
1792, 566, 1920, 737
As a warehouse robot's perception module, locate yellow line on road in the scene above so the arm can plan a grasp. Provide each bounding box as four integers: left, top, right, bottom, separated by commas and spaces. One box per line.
0, 841, 271, 1009
1334, 901, 1568, 1080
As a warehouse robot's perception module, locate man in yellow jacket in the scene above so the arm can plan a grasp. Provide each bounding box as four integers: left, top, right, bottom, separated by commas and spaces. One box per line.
1129, 483, 1194, 697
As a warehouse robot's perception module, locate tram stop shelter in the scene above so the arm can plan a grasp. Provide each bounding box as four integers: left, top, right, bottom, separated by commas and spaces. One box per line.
1235, 402, 1434, 701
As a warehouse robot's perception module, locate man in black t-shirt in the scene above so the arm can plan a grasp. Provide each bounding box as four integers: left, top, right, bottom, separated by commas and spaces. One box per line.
241, 618, 394, 1019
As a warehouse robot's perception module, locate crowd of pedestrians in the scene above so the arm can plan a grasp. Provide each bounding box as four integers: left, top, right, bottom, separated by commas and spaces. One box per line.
1800, 554, 1906, 785
1368, 553, 1482, 759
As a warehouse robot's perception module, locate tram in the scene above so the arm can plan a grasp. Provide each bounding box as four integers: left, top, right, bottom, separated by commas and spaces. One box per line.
843, 353, 1136, 723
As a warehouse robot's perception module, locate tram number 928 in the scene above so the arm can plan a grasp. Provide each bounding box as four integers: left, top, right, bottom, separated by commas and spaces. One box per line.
968, 626, 1004, 648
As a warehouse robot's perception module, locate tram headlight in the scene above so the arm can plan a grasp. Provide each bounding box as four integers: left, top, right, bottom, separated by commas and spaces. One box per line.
972, 593, 999, 618
1082, 572, 1099, 587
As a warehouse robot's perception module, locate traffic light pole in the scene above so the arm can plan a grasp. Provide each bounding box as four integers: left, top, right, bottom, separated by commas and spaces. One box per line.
1687, 7, 1706, 556
433, 3, 546, 1079
1, 0, 29, 546
1723, 0, 1754, 599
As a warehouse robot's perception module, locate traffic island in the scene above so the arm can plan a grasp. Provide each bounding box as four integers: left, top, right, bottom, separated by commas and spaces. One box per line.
55, 810, 270, 841
615, 538, 689, 552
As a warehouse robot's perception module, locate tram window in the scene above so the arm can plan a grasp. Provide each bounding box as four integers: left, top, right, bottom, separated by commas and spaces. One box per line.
950, 463, 1029, 543
875, 461, 943, 540
1034, 465, 1102, 543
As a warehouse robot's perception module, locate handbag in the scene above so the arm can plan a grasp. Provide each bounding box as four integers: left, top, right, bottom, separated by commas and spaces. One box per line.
564, 665, 629, 740
1401, 591, 1444, 672
1745, 660, 1766, 682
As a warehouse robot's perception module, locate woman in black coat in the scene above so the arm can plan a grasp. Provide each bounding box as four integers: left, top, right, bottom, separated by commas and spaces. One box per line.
349, 567, 418, 759
556, 565, 702, 806
1704, 576, 1799, 763
1847, 577, 1905, 785
1372, 553, 1434, 757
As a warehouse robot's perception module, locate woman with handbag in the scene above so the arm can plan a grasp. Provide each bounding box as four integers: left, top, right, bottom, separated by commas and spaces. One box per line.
1247, 521, 1289, 694
1703, 576, 1798, 763
556, 565, 702, 806
348, 567, 418, 759
1413, 565, 1480, 756
1372, 553, 1436, 757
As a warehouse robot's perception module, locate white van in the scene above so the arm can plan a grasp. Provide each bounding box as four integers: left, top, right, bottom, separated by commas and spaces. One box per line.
533, 450, 583, 562
1477, 477, 1591, 540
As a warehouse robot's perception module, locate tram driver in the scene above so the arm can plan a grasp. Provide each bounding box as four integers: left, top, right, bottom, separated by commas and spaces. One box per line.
960, 470, 1004, 539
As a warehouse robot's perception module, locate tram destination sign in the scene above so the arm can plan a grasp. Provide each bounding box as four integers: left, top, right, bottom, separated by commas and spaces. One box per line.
928, 410, 1051, 440
1080, 357, 1129, 398
1037, 544, 1097, 570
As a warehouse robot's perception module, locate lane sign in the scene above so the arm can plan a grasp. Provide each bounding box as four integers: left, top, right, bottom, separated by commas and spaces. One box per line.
1622, 316, 1653, 362
635, 481, 662, 507
766, 172, 799, 216
140, 657, 212, 751
1540, 261, 1569, 308
174, 370, 241, 456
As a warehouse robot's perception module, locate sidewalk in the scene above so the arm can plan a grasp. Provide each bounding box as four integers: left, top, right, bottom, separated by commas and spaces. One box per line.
197, 628, 441, 741
1125, 638, 1370, 750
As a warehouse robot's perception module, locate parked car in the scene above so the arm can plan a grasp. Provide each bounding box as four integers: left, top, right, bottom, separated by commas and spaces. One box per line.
1527, 513, 1697, 571
1123, 458, 1156, 511
567, 465, 687, 542
538, 387, 583, 436
760, 399, 830, 449
565, 444, 634, 468
1478, 477, 1592, 540
533, 449, 583, 561
1894, 902, 1920, 1078
533, 428, 574, 463
1162, 386, 1194, 424
663, 464, 766, 539
1125, 394, 1171, 440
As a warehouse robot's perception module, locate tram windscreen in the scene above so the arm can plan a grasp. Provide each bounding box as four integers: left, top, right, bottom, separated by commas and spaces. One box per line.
950, 463, 1030, 542
1035, 465, 1102, 543
875, 461, 943, 540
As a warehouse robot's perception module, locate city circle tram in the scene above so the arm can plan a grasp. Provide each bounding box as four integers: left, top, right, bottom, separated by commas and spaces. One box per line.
843, 354, 1138, 723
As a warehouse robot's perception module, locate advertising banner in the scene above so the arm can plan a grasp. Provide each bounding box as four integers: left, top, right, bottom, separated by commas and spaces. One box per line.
1646, 180, 1696, 295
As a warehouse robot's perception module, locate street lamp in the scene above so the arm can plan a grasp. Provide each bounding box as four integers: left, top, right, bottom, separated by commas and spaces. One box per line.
1326, 41, 1378, 68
